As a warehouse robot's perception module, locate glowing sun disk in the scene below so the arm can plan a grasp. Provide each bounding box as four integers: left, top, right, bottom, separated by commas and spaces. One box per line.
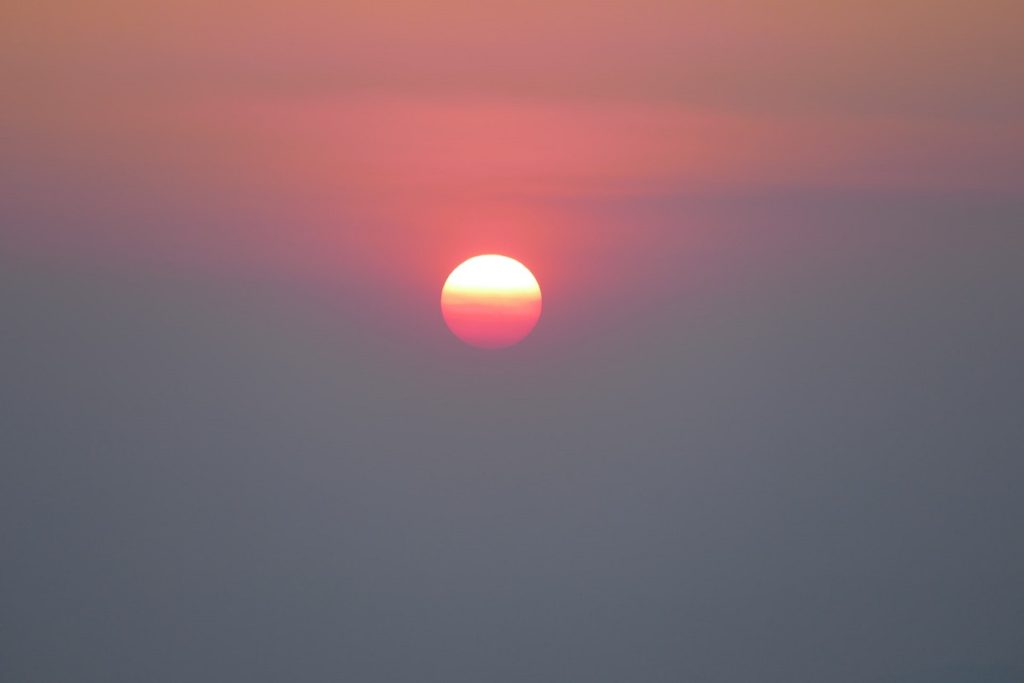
441, 255, 542, 349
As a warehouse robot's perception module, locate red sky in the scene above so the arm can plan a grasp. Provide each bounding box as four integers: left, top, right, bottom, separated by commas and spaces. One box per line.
3, 0, 1022, 346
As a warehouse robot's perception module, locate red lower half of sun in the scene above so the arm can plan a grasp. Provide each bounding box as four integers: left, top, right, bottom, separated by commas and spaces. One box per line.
442, 294, 542, 348
441, 255, 542, 349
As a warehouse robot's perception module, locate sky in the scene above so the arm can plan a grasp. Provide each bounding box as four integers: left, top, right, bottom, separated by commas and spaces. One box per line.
2, 2, 1023, 681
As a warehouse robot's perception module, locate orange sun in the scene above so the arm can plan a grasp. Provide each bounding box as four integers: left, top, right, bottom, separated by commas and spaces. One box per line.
441, 255, 542, 349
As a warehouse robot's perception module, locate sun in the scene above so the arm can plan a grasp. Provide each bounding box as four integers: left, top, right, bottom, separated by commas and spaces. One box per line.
441, 255, 542, 349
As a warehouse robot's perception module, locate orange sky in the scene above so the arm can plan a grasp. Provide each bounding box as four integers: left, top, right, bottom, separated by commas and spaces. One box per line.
6, 0, 1020, 204
5, 1, 1022, 114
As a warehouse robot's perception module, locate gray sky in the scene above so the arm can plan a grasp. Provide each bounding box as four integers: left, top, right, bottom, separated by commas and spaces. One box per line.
4, 196, 1023, 682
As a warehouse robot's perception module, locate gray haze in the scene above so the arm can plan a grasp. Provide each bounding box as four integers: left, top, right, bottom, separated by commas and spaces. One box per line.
3, 193, 1023, 682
